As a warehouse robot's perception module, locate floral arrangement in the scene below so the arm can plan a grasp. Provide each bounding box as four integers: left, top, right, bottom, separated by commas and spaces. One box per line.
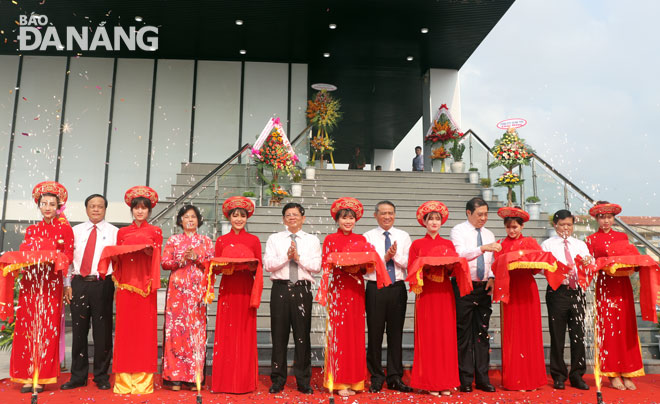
495, 171, 524, 188
489, 128, 534, 206
490, 128, 534, 170
307, 90, 342, 132
0, 319, 15, 351
251, 126, 299, 176
267, 184, 290, 204
310, 135, 335, 155
430, 146, 451, 160
424, 109, 464, 145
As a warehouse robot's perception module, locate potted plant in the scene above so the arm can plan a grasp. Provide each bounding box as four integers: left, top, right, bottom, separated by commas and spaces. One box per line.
430, 146, 451, 173
291, 168, 303, 197
242, 191, 258, 207
546, 212, 556, 237
468, 167, 480, 184
449, 139, 466, 173
526, 195, 541, 220
305, 160, 316, 180
480, 178, 493, 201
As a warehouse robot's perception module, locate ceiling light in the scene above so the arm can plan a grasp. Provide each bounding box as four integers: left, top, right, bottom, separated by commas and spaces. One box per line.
420, 27, 429, 34
406, 56, 414, 61
235, 19, 243, 26
135, 16, 143, 22
329, 23, 337, 29
239, 49, 247, 55
323, 52, 330, 58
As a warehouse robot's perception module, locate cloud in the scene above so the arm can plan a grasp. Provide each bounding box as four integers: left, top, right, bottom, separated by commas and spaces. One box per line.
461, 0, 660, 215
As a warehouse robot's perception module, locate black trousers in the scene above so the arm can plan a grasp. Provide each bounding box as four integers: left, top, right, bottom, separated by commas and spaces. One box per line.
365, 280, 407, 385
69, 276, 114, 384
453, 279, 492, 386
546, 285, 587, 383
269, 280, 313, 387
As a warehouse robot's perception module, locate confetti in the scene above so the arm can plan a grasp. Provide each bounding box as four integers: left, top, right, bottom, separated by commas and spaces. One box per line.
22, 96, 27, 101
120, 98, 125, 102
21, 132, 29, 136
96, 85, 101, 90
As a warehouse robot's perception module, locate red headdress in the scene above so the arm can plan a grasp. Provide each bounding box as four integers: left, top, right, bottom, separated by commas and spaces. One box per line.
124, 186, 158, 208
416, 201, 449, 226
32, 181, 68, 205
497, 206, 530, 223
330, 197, 364, 221
588, 203, 622, 217
222, 196, 255, 219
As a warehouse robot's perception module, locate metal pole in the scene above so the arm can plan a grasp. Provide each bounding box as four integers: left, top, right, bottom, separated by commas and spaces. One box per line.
531, 159, 538, 197
564, 182, 570, 210
469, 134, 473, 169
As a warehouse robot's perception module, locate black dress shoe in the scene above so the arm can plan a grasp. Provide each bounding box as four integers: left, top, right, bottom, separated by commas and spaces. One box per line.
387, 379, 413, 393
459, 384, 473, 393
20, 385, 32, 394
553, 380, 565, 390
269, 384, 284, 394
297, 385, 313, 394
475, 383, 496, 392
60, 380, 87, 390
570, 379, 589, 390
369, 381, 383, 393
96, 381, 111, 390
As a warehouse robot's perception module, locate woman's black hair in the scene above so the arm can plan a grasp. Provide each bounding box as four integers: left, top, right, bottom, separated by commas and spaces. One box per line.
228, 207, 248, 218
424, 211, 443, 222
503, 216, 524, 226
176, 204, 203, 229
334, 208, 356, 221
503, 205, 525, 226
38, 192, 60, 206
130, 196, 152, 213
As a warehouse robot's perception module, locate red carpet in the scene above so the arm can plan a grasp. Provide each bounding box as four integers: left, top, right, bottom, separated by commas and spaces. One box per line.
1, 369, 659, 404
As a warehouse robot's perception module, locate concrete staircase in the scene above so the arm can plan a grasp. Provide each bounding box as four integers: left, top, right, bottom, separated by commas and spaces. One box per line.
95, 164, 660, 374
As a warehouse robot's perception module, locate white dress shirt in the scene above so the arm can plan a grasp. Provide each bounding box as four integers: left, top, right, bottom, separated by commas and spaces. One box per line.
65, 219, 119, 287
363, 226, 411, 282
541, 235, 591, 286
263, 229, 322, 282
450, 220, 495, 281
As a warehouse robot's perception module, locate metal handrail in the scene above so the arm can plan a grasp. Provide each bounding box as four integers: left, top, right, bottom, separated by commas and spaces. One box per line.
464, 129, 660, 257
149, 124, 313, 224
149, 143, 252, 223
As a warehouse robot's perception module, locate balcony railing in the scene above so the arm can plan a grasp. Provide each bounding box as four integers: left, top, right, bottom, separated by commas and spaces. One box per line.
149, 124, 313, 241
460, 129, 660, 258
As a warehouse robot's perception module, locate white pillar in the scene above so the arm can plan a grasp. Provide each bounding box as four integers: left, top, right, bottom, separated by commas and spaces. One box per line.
422, 69, 461, 171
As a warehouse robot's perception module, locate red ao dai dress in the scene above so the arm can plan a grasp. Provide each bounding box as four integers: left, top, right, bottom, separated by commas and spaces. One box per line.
210, 229, 263, 393
493, 236, 547, 391
586, 229, 644, 378
406, 234, 461, 392
10, 218, 73, 385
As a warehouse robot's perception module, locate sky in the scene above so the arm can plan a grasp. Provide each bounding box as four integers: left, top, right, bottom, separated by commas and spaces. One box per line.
460, 0, 660, 216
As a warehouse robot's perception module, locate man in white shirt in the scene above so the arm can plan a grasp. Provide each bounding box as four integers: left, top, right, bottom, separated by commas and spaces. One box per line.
60, 194, 118, 391
363, 201, 413, 393
263, 202, 321, 395
450, 197, 501, 393
541, 209, 590, 391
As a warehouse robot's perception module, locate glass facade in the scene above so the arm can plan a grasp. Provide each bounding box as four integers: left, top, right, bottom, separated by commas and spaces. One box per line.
0, 55, 308, 250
